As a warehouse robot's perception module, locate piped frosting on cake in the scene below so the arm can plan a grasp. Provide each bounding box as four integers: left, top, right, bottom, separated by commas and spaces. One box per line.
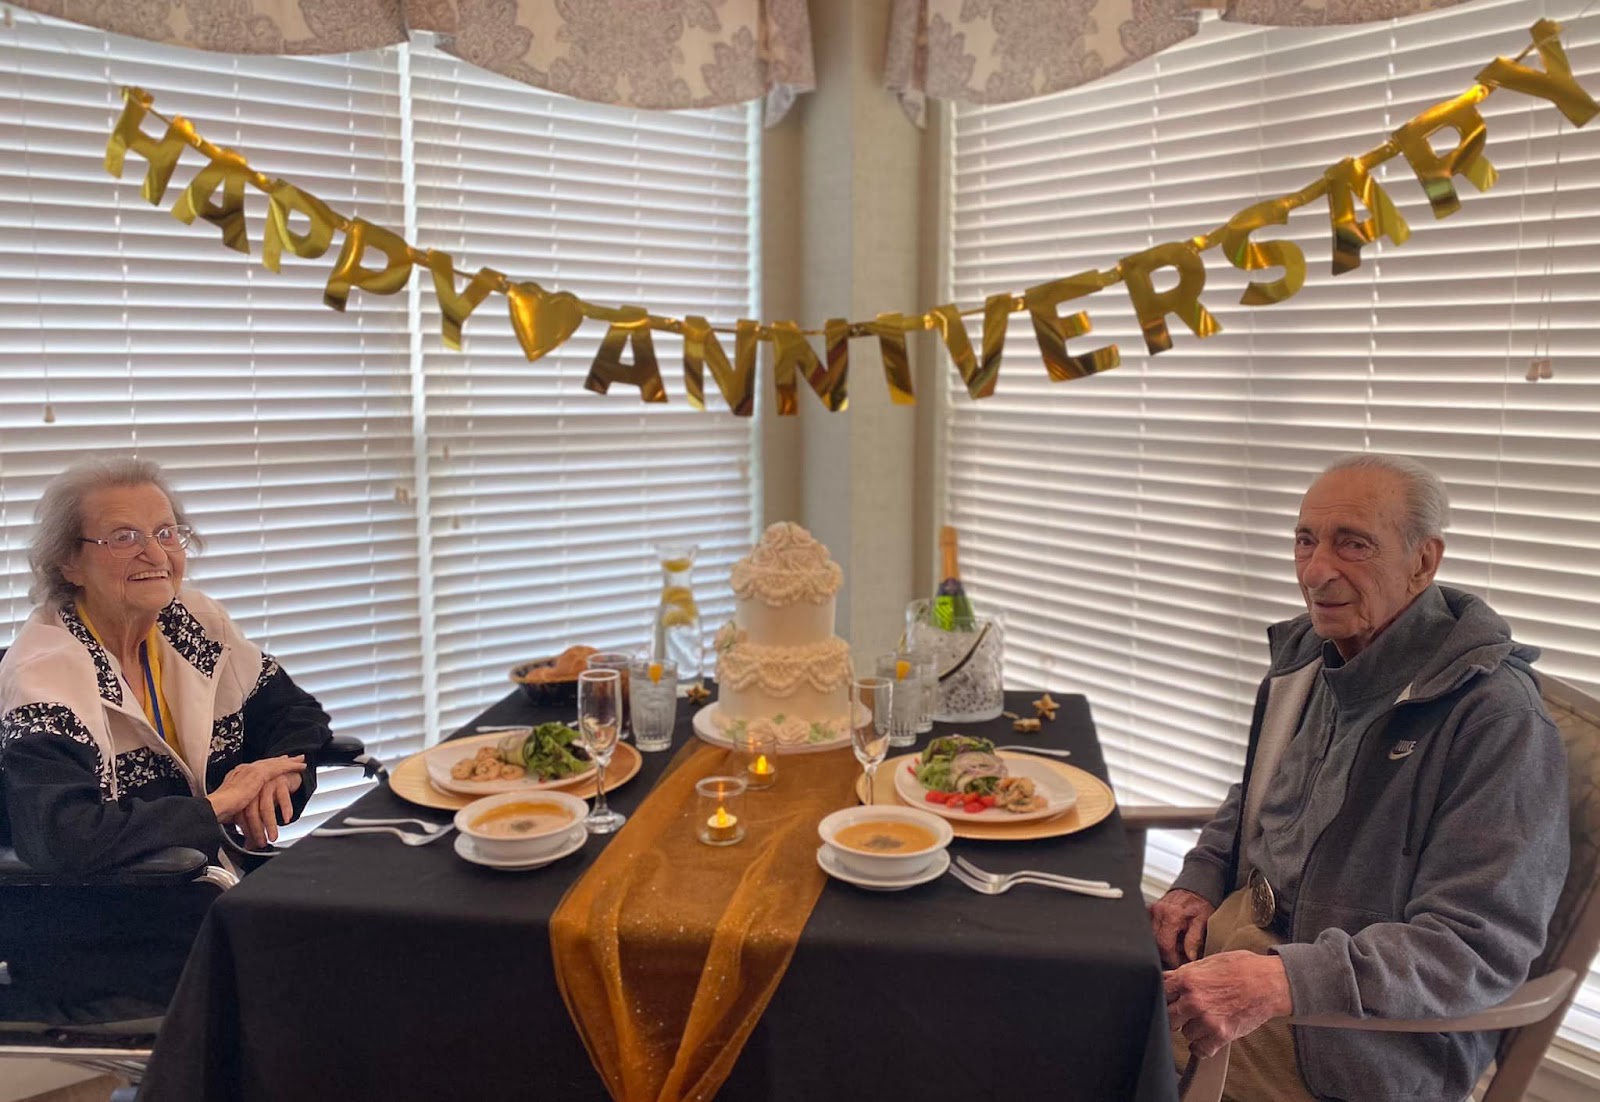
713, 523, 852, 747
729, 522, 842, 606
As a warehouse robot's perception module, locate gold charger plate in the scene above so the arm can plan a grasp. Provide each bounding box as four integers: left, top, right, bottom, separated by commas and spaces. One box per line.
855, 751, 1115, 841
390, 739, 643, 812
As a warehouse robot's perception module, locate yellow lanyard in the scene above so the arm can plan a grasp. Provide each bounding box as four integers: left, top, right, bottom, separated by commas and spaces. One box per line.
77, 605, 180, 757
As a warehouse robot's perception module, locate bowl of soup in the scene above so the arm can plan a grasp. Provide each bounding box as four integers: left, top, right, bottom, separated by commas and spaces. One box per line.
817, 805, 953, 879
455, 790, 588, 861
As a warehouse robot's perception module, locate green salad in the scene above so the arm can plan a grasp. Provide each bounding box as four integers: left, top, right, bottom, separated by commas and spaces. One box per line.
497, 723, 590, 781
915, 734, 1005, 795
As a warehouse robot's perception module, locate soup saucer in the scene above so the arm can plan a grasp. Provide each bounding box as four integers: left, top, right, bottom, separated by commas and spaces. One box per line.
816, 845, 950, 891
455, 824, 587, 871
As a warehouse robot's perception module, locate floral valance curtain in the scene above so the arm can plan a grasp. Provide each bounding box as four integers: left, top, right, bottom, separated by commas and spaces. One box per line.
884, 0, 1201, 125
11, 0, 816, 122
1220, 0, 1474, 27
884, 0, 1474, 125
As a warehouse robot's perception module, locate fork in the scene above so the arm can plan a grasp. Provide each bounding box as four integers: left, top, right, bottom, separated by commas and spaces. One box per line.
953, 856, 1120, 895
992, 745, 1073, 758
343, 816, 449, 834
312, 825, 455, 846
947, 863, 1123, 898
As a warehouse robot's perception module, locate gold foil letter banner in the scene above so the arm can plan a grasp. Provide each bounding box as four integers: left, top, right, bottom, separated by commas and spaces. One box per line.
104, 87, 189, 205
263, 182, 339, 273
682, 316, 759, 416
99, 19, 1596, 414
169, 148, 254, 254
584, 307, 668, 403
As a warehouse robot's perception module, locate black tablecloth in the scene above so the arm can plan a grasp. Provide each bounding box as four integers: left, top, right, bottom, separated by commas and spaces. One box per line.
141, 691, 1177, 1102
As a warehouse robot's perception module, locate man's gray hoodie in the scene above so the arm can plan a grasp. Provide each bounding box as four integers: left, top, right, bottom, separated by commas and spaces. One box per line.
1173, 584, 1569, 1102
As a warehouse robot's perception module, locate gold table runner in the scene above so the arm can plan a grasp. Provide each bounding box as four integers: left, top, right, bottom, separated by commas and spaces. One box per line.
550, 741, 860, 1102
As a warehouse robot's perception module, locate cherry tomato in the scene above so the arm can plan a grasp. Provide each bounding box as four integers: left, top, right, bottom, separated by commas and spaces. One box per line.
925, 791, 947, 804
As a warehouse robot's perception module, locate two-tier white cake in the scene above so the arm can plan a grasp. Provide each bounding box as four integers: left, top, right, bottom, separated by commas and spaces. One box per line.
710, 522, 852, 748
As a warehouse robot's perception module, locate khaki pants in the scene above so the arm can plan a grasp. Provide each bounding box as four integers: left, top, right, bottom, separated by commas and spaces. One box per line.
1170, 890, 1318, 1102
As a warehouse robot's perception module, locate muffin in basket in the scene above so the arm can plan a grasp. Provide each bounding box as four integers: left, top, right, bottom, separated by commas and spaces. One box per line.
510, 645, 598, 706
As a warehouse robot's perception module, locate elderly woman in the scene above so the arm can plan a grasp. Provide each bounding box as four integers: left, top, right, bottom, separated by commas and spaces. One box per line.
0, 457, 330, 872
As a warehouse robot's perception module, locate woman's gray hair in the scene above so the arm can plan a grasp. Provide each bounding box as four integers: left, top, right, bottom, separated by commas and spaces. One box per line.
28, 456, 202, 607
1322, 453, 1450, 549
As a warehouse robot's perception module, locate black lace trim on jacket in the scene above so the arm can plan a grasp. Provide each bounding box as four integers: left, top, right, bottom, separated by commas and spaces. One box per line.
56, 604, 122, 706
112, 744, 189, 795
209, 710, 244, 759
1, 700, 113, 800
157, 600, 223, 677
252, 654, 281, 699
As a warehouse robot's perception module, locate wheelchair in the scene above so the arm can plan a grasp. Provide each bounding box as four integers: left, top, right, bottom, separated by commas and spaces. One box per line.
0, 732, 383, 1095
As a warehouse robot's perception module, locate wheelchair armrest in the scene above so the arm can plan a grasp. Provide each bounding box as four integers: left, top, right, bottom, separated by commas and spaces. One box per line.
1120, 805, 1219, 868
0, 844, 210, 887
217, 736, 388, 863
1120, 805, 1220, 831
314, 735, 386, 780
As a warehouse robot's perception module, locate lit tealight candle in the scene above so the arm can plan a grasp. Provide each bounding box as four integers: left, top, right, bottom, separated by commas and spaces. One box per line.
696, 774, 747, 845
737, 729, 778, 790
706, 805, 739, 842
746, 751, 777, 790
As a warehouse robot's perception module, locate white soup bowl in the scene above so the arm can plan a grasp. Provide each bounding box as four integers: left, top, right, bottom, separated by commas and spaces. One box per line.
454, 790, 588, 861
817, 804, 953, 879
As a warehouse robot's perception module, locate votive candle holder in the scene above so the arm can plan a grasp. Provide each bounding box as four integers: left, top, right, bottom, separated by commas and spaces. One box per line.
735, 729, 778, 790
696, 775, 748, 846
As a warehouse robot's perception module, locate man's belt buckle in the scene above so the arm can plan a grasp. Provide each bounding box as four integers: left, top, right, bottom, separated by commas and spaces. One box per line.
1247, 868, 1277, 930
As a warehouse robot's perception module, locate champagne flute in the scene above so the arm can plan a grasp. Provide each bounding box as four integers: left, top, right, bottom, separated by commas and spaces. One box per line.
851, 676, 893, 805
577, 669, 626, 834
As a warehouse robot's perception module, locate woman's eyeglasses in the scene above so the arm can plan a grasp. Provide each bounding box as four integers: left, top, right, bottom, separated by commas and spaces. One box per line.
79, 524, 194, 558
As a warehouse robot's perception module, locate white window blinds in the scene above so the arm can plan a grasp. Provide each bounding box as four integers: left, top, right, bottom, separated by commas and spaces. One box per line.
944, 0, 1600, 1052
0, 17, 425, 817
408, 46, 759, 733
1, 18, 761, 804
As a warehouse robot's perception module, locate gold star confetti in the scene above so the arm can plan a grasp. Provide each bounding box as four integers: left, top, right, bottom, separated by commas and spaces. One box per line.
1032, 693, 1059, 721
684, 682, 711, 705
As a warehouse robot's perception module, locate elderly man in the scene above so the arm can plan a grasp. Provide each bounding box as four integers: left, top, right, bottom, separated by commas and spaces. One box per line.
1154, 454, 1568, 1102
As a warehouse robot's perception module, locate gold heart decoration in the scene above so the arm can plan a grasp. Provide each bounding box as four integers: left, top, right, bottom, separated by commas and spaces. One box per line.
507, 281, 585, 363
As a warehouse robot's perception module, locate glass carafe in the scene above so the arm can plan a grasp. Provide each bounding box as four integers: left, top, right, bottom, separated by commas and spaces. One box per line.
652, 543, 702, 688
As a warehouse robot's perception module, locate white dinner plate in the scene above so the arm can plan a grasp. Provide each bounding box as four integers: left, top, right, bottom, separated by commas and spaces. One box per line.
894, 751, 1078, 825
816, 845, 950, 891
426, 731, 597, 796
691, 702, 854, 755
453, 825, 588, 871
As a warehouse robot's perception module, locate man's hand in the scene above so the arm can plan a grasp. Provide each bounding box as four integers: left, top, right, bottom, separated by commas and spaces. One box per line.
1150, 887, 1215, 968
1165, 950, 1294, 1058
206, 755, 307, 848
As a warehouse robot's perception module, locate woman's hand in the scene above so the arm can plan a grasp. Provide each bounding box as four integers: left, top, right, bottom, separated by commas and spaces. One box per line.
233, 764, 304, 850
236, 769, 303, 848
207, 755, 306, 847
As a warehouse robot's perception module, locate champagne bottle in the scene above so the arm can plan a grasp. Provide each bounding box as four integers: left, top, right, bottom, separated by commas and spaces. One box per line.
932, 525, 976, 631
